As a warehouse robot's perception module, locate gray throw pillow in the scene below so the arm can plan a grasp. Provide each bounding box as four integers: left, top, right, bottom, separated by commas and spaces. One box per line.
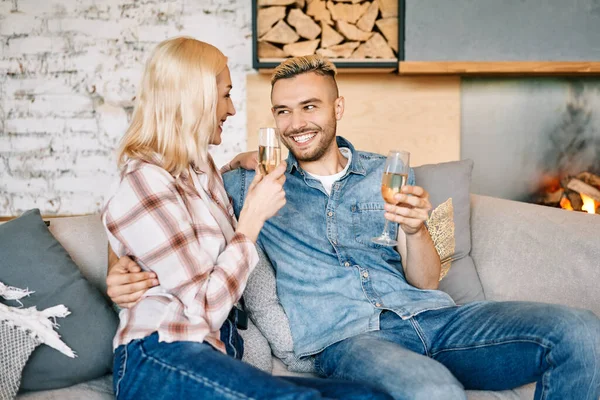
414, 159, 485, 304
239, 318, 273, 373
0, 209, 119, 391
244, 247, 315, 373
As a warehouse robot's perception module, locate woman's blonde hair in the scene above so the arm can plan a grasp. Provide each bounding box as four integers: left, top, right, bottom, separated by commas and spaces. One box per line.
117, 36, 227, 176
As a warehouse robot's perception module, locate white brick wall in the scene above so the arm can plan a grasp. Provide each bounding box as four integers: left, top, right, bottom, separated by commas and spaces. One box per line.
0, 0, 253, 216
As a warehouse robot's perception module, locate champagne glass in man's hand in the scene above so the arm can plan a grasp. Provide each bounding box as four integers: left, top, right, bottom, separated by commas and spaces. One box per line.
372, 150, 410, 246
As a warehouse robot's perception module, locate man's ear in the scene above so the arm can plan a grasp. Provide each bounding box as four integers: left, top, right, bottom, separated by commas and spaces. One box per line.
334, 96, 345, 121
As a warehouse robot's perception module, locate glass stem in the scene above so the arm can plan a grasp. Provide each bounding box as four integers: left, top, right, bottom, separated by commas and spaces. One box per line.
381, 219, 391, 238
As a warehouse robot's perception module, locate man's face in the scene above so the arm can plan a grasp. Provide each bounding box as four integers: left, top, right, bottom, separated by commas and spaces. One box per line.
271, 72, 344, 162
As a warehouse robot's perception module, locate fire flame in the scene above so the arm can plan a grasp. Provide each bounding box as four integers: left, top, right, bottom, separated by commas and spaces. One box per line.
580, 193, 596, 214
560, 197, 574, 211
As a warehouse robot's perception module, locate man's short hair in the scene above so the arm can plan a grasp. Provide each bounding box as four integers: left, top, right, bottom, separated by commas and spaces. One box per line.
270, 55, 337, 87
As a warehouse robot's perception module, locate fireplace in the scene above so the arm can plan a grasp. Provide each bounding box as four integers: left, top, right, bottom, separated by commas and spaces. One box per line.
533, 172, 600, 214
462, 77, 600, 214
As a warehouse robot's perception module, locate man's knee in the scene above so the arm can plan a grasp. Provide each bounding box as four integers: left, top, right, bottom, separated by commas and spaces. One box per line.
396, 380, 466, 400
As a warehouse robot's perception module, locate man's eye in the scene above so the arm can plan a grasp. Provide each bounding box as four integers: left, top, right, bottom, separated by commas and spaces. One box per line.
277, 110, 289, 115
305, 105, 315, 110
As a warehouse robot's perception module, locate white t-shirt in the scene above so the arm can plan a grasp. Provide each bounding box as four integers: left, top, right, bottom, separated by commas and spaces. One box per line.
305, 148, 352, 195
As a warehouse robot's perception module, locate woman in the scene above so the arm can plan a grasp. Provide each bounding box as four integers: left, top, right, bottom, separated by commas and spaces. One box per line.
103, 36, 391, 400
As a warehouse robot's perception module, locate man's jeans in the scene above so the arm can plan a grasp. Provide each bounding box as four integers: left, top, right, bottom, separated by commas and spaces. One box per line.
113, 320, 392, 400
315, 301, 600, 400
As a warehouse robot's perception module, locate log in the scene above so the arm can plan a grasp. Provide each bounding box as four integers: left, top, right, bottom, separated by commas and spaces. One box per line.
566, 190, 584, 211
307, 0, 333, 25
260, 20, 301, 44
284, 39, 321, 56
535, 188, 564, 206
333, 0, 364, 3
357, 2, 379, 32
258, 0, 296, 5
375, 17, 397, 52
566, 178, 600, 202
351, 32, 395, 58
321, 21, 344, 47
577, 172, 600, 190
317, 41, 360, 58
336, 20, 373, 41
327, 0, 370, 24
296, 0, 306, 8
376, 0, 398, 18
258, 41, 287, 58
288, 8, 322, 39
257, 6, 287, 37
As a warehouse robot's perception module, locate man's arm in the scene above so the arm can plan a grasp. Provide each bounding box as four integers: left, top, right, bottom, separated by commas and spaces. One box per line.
385, 185, 441, 290
106, 245, 158, 308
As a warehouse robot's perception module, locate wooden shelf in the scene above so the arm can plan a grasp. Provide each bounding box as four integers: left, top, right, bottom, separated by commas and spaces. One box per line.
398, 61, 600, 76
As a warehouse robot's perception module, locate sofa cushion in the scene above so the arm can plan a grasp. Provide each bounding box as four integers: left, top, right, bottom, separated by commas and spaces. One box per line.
414, 160, 485, 304
244, 247, 316, 373
15, 375, 113, 400
0, 210, 119, 391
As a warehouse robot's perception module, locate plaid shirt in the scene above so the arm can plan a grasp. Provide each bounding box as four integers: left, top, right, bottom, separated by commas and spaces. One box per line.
102, 157, 258, 354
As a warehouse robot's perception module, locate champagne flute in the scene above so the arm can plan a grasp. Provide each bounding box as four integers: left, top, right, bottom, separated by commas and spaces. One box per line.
372, 150, 411, 246
258, 127, 281, 175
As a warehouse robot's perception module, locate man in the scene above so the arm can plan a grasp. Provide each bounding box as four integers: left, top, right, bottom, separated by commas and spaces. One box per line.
108, 55, 600, 400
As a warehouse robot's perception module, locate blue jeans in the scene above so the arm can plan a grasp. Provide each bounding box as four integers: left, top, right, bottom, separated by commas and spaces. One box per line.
113, 320, 392, 400
315, 301, 600, 400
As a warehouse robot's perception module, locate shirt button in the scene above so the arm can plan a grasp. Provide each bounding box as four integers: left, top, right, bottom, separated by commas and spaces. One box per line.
332, 240, 337, 245
362, 271, 369, 278
344, 262, 350, 267
327, 211, 333, 217
375, 303, 382, 307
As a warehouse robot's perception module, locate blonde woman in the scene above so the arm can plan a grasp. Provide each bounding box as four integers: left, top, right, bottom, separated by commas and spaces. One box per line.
102, 37, 391, 400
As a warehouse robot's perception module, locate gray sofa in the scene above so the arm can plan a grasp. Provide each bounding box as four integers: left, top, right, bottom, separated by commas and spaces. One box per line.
16, 194, 600, 400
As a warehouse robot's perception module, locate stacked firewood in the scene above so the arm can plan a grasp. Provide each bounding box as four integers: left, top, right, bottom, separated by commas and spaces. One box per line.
535, 172, 600, 213
256, 0, 398, 61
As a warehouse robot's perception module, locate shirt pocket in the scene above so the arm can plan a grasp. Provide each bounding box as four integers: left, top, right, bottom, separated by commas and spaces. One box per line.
351, 202, 398, 249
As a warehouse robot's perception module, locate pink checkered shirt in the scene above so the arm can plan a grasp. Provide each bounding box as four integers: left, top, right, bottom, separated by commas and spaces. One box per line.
102, 156, 258, 354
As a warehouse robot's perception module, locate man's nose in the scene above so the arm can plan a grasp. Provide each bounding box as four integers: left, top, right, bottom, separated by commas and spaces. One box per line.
291, 111, 306, 131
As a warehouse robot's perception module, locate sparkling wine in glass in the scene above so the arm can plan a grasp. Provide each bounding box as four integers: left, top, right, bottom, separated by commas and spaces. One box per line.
258, 127, 281, 175
372, 150, 411, 246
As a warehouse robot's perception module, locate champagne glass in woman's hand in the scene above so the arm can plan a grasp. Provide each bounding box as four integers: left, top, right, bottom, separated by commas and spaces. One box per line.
258, 127, 281, 175
372, 150, 410, 246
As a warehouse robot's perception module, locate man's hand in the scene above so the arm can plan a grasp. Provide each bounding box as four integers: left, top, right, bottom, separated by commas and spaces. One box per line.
383, 185, 432, 235
107, 256, 158, 309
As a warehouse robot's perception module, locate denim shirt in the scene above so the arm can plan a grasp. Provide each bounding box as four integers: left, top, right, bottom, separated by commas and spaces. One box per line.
223, 137, 455, 357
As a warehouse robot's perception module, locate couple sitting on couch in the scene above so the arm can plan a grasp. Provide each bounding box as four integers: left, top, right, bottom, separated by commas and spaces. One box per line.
102, 36, 600, 400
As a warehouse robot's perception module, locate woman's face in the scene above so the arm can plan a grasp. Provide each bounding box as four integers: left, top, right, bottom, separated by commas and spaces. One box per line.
211, 66, 236, 145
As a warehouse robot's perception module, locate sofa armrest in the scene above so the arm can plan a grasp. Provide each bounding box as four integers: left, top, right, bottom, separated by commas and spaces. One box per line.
469, 194, 600, 316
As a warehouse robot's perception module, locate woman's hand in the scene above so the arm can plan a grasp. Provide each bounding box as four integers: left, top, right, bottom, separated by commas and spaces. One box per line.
236, 162, 287, 242
229, 151, 258, 171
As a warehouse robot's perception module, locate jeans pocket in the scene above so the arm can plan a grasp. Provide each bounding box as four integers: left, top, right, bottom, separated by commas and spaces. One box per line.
113, 345, 128, 398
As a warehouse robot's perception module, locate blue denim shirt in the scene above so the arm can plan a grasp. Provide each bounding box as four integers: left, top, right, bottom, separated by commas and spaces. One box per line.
223, 137, 455, 357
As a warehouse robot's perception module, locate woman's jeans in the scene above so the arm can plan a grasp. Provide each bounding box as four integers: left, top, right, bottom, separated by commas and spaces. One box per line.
113, 318, 392, 400
314, 301, 600, 400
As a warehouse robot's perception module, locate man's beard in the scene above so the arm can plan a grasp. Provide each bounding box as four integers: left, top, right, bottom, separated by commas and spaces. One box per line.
283, 121, 337, 162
